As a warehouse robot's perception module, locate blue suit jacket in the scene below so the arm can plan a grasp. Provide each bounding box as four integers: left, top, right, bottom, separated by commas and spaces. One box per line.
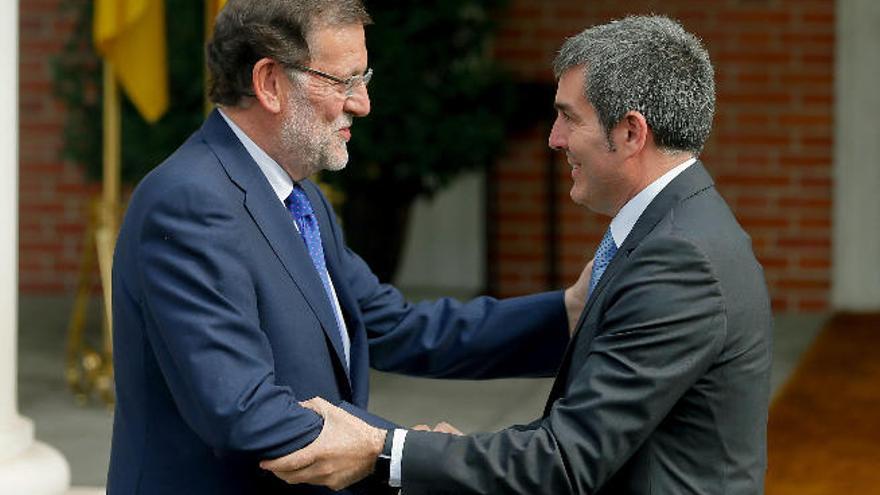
108, 110, 568, 494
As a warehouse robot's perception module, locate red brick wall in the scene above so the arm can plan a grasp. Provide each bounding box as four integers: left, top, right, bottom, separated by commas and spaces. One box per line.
19, 0, 98, 293
490, 0, 834, 313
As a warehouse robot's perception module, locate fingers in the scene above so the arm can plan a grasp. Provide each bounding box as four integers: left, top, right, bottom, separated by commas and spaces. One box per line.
263, 397, 378, 491
411, 422, 464, 434
269, 463, 350, 491
299, 397, 330, 416
433, 422, 464, 435
260, 449, 315, 472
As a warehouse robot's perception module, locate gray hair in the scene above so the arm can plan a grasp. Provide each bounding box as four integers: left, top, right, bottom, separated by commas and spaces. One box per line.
554, 15, 715, 154
207, 0, 372, 106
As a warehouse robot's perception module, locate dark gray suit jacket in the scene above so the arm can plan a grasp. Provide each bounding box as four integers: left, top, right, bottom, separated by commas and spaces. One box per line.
401, 162, 773, 494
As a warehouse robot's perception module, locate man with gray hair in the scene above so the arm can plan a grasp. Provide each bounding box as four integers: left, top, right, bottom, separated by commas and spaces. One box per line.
108, 0, 592, 494
264, 15, 772, 494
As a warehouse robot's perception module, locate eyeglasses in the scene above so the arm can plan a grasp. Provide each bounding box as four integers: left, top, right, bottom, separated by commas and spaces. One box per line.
289, 65, 373, 98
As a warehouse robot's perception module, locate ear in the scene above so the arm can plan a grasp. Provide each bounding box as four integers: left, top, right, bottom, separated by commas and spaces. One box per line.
616, 110, 649, 156
251, 57, 286, 115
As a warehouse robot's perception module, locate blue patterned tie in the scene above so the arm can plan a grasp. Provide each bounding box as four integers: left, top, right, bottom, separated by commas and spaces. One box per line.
286, 185, 350, 365
589, 227, 618, 297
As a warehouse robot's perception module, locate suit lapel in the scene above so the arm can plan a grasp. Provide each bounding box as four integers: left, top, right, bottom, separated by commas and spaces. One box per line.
199, 111, 351, 382
544, 162, 716, 414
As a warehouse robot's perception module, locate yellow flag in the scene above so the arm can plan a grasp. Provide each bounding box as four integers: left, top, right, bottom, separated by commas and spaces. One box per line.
205, 0, 228, 36
94, 0, 168, 123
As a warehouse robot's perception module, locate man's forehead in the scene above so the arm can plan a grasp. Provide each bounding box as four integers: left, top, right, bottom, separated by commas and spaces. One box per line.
558, 66, 586, 86
307, 23, 365, 48
555, 69, 585, 101
306, 23, 367, 64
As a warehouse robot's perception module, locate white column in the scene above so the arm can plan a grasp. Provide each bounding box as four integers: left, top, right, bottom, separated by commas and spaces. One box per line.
833, 0, 880, 311
0, 1, 70, 492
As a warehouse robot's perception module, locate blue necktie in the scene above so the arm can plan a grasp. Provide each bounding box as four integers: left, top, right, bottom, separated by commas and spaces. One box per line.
589, 227, 618, 297
286, 185, 350, 366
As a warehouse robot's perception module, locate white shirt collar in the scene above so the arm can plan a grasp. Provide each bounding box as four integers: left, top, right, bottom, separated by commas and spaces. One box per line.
609, 157, 696, 247
217, 108, 293, 203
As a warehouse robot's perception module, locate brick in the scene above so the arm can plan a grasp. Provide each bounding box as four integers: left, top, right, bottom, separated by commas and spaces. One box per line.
779, 113, 832, 127
770, 298, 789, 312
800, 135, 833, 148
798, 218, 831, 230
802, 12, 834, 24
738, 217, 790, 229
776, 278, 830, 290
758, 257, 790, 270
779, 155, 830, 168
802, 93, 833, 106
796, 299, 829, 312
778, 236, 831, 249
715, 51, 792, 65
799, 258, 831, 270
779, 197, 831, 209
718, 92, 793, 105
780, 73, 833, 87
718, 174, 791, 187
735, 196, 770, 208
721, 9, 792, 24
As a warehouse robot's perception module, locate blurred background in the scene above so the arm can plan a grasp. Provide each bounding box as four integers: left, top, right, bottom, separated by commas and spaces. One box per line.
6, 0, 879, 493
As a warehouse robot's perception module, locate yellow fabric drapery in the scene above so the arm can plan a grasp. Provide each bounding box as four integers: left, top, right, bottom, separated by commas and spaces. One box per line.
93, 0, 168, 122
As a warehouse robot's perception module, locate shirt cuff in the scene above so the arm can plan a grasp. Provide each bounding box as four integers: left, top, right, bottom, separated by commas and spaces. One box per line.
389, 428, 407, 488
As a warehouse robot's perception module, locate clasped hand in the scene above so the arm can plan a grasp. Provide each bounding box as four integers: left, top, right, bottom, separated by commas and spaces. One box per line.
260, 398, 463, 490
260, 397, 385, 490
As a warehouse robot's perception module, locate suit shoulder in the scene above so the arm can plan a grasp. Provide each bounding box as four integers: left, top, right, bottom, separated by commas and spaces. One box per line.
662, 186, 754, 257
652, 186, 771, 339
129, 132, 234, 209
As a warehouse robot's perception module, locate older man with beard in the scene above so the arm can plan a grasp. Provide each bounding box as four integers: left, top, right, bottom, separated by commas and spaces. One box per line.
107, 1, 591, 494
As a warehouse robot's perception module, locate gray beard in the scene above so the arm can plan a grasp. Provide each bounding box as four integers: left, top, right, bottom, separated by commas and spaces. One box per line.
280, 93, 350, 177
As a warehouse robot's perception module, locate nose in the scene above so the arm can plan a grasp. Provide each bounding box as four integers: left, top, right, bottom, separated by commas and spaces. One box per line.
343, 86, 370, 117
548, 116, 566, 150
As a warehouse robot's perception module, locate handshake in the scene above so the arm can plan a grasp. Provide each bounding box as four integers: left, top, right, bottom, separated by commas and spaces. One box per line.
260, 397, 461, 491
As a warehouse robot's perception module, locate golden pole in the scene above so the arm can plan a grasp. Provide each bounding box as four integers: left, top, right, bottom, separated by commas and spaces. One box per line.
65, 61, 120, 406
102, 63, 120, 228
98, 62, 119, 332
94, 61, 120, 403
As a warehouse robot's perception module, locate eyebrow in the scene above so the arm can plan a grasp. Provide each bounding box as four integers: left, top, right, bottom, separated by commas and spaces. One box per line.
554, 101, 574, 113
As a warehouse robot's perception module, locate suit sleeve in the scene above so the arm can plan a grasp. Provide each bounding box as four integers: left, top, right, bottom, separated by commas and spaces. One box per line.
134, 181, 324, 459
310, 184, 570, 379
400, 234, 728, 494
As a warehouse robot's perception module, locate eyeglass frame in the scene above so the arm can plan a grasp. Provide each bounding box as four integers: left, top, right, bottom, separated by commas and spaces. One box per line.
288, 64, 373, 97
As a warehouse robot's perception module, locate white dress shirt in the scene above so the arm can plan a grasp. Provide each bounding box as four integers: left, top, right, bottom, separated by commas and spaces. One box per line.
609, 157, 696, 248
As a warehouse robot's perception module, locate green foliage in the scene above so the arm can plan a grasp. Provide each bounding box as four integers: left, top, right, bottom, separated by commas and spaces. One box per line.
53, 0, 514, 197
332, 0, 515, 199
52, 0, 205, 184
